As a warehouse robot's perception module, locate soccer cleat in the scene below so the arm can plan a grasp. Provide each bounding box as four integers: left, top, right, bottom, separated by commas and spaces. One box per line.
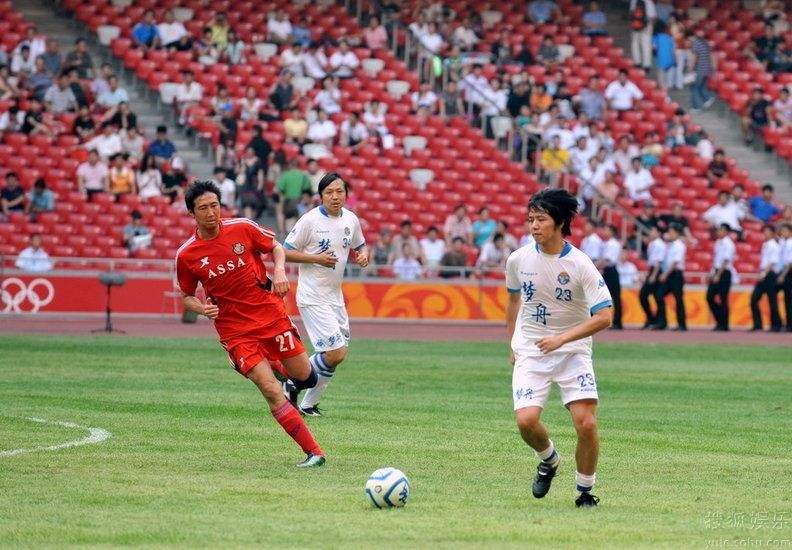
532, 460, 559, 498
300, 405, 323, 417
283, 380, 299, 406
296, 453, 326, 468
575, 492, 600, 508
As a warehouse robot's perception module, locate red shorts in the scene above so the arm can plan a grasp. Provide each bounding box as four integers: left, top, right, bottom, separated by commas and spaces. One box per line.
224, 327, 305, 376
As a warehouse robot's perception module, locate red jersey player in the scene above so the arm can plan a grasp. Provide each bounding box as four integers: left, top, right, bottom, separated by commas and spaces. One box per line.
175, 181, 325, 467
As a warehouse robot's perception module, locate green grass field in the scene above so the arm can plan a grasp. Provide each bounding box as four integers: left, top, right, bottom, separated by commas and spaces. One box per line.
1, 335, 790, 548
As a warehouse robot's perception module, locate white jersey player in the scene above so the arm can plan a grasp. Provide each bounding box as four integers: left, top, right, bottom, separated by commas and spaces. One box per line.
284, 172, 369, 416
505, 188, 613, 508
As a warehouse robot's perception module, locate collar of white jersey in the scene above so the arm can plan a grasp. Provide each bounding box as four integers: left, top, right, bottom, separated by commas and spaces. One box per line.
319, 205, 343, 218
535, 241, 572, 258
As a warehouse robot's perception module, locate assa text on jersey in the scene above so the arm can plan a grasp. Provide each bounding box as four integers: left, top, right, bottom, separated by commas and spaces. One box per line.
206, 257, 246, 279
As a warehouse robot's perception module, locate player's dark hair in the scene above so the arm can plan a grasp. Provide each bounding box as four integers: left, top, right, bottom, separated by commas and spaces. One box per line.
527, 188, 578, 237
317, 171, 350, 195
184, 180, 222, 213
718, 223, 732, 232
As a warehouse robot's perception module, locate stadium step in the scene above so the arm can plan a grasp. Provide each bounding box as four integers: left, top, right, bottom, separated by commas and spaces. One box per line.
12, 0, 215, 182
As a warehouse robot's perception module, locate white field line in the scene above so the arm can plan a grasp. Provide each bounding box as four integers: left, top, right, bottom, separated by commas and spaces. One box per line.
0, 417, 112, 457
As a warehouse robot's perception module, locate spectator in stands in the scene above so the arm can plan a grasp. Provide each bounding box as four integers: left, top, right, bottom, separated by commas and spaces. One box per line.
86, 122, 122, 159
16, 29, 46, 59
441, 80, 464, 117
65, 38, 93, 79
496, 220, 519, 252
209, 14, 229, 49
575, 76, 606, 120
537, 35, 560, 67
364, 16, 388, 51
196, 27, 220, 65
73, 105, 94, 139
77, 149, 108, 200
452, 17, 479, 52
269, 71, 296, 112
439, 237, 469, 278
237, 147, 266, 220
339, 111, 369, 150
703, 191, 744, 236
313, 76, 341, 115
174, 70, 202, 127
306, 109, 337, 152
223, 29, 245, 65
639, 131, 663, 167
477, 233, 509, 270
147, 125, 176, 164
742, 88, 771, 146
274, 159, 310, 232
371, 228, 394, 270
624, 156, 654, 203
15, 233, 53, 272
161, 158, 186, 203
416, 22, 444, 79
772, 87, 792, 128
493, 33, 516, 66
750, 184, 782, 223
605, 69, 644, 112
652, 21, 676, 90
629, 0, 656, 70
540, 135, 569, 185
280, 42, 304, 76
689, 29, 715, 112
393, 243, 422, 280
42, 72, 76, 114
0, 65, 20, 99
157, 9, 188, 50
751, 224, 783, 331
97, 76, 130, 120
172, 31, 193, 53
90, 63, 113, 98
41, 41, 62, 76
135, 154, 162, 202
210, 167, 236, 212
527, 0, 560, 24
705, 148, 728, 183
238, 86, 264, 123
278, 108, 306, 146
133, 10, 160, 49
1, 172, 25, 216
107, 101, 137, 131
215, 135, 238, 175
696, 129, 714, 161
267, 10, 293, 45
443, 204, 472, 245
411, 82, 439, 114
362, 99, 391, 141
390, 220, 424, 263
419, 225, 446, 270
612, 135, 639, 175
108, 153, 136, 198
659, 202, 695, 244
582, 1, 608, 36
246, 125, 272, 169
506, 80, 531, 118
21, 99, 53, 136
665, 109, 688, 148
121, 126, 145, 162
302, 42, 328, 80
752, 26, 782, 71
27, 57, 53, 101
25, 178, 54, 219
291, 17, 312, 48
295, 191, 312, 218
731, 184, 750, 221
330, 40, 360, 79
304, 159, 324, 193
123, 210, 151, 252
10, 45, 34, 77
471, 207, 497, 248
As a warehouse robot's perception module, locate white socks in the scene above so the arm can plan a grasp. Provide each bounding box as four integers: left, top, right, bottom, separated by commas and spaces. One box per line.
300, 353, 334, 409
576, 471, 596, 493
536, 440, 561, 467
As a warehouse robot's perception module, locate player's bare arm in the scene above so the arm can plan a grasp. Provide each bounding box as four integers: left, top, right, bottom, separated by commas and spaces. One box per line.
506, 291, 520, 365
285, 248, 338, 268
271, 243, 289, 297
354, 245, 370, 268
535, 307, 613, 354
182, 294, 219, 319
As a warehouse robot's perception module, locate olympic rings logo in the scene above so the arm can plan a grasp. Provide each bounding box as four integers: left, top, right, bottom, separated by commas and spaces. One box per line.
1, 278, 55, 313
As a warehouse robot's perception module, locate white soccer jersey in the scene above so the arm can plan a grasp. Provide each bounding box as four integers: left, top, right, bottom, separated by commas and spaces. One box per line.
506, 242, 613, 358
285, 206, 365, 307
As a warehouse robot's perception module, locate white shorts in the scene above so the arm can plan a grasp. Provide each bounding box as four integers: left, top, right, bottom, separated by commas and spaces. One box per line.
299, 304, 350, 352
512, 353, 598, 410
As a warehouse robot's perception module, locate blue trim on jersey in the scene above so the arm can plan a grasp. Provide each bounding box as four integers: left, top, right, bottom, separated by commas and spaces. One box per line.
535, 241, 572, 257
353, 243, 366, 251
590, 300, 613, 314
319, 205, 342, 217
507, 287, 521, 293
283, 242, 296, 250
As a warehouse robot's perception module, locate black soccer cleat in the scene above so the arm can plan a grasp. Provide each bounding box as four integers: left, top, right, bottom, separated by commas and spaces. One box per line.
575, 492, 600, 508
299, 405, 323, 417
532, 460, 559, 498
282, 380, 299, 406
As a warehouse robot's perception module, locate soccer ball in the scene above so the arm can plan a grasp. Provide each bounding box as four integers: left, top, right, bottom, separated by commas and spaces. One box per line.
365, 468, 410, 509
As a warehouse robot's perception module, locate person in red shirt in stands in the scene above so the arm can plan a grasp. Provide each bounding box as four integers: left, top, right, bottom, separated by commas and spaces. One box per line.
175, 180, 325, 467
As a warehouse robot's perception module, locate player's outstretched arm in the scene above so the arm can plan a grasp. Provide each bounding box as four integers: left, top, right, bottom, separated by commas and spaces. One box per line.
271, 243, 290, 297
285, 249, 338, 268
536, 307, 613, 354
182, 294, 219, 319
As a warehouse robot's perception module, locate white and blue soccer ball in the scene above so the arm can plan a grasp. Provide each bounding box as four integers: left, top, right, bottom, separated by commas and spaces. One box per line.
365, 467, 410, 509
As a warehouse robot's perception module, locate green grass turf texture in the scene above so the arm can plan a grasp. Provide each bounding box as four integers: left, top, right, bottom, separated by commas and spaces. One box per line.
0, 335, 790, 548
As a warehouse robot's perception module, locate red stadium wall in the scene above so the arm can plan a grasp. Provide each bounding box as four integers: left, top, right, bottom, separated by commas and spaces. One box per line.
1, 273, 780, 329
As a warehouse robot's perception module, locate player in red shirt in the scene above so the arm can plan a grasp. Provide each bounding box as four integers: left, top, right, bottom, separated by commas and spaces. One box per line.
175, 181, 325, 467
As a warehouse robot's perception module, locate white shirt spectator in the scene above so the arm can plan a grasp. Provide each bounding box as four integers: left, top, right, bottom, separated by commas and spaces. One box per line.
601, 237, 621, 265
77, 160, 109, 192
157, 21, 188, 46
477, 241, 509, 267
617, 259, 638, 286
411, 90, 438, 112
280, 48, 304, 76
662, 239, 686, 272
86, 133, 123, 159
459, 72, 490, 105
314, 88, 341, 114
647, 236, 667, 268
15, 246, 53, 272
581, 232, 603, 261
137, 169, 163, 201
419, 31, 443, 54
329, 50, 359, 78
624, 167, 654, 201
214, 177, 236, 208
307, 119, 337, 144
393, 257, 422, 280
604, 79, 644, 111
363, 106, 389, 135
544, 126, 576, 150
238, 97, 264, 121
419, 237, 446, 267
267, 17, 292, 42
10, 52, 35, 74
702, 202, 743, 231
696, 137, 714, 161
302, 50, 328, 79
482, 87, 508, 117
613, 144, 640, 174
760, 238, 781, 273
340, 118, 369, 145
570, 146, 596, 175
14, 37, 46, 61
452, 26, 479, 50
176, 81, 203, 103
712, 235, 736, 273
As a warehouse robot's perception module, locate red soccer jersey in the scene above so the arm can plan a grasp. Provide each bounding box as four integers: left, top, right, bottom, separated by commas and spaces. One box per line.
175, 218, 291, 342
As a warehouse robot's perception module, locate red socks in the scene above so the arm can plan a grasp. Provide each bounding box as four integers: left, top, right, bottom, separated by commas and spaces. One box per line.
271, 401, 323, 456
